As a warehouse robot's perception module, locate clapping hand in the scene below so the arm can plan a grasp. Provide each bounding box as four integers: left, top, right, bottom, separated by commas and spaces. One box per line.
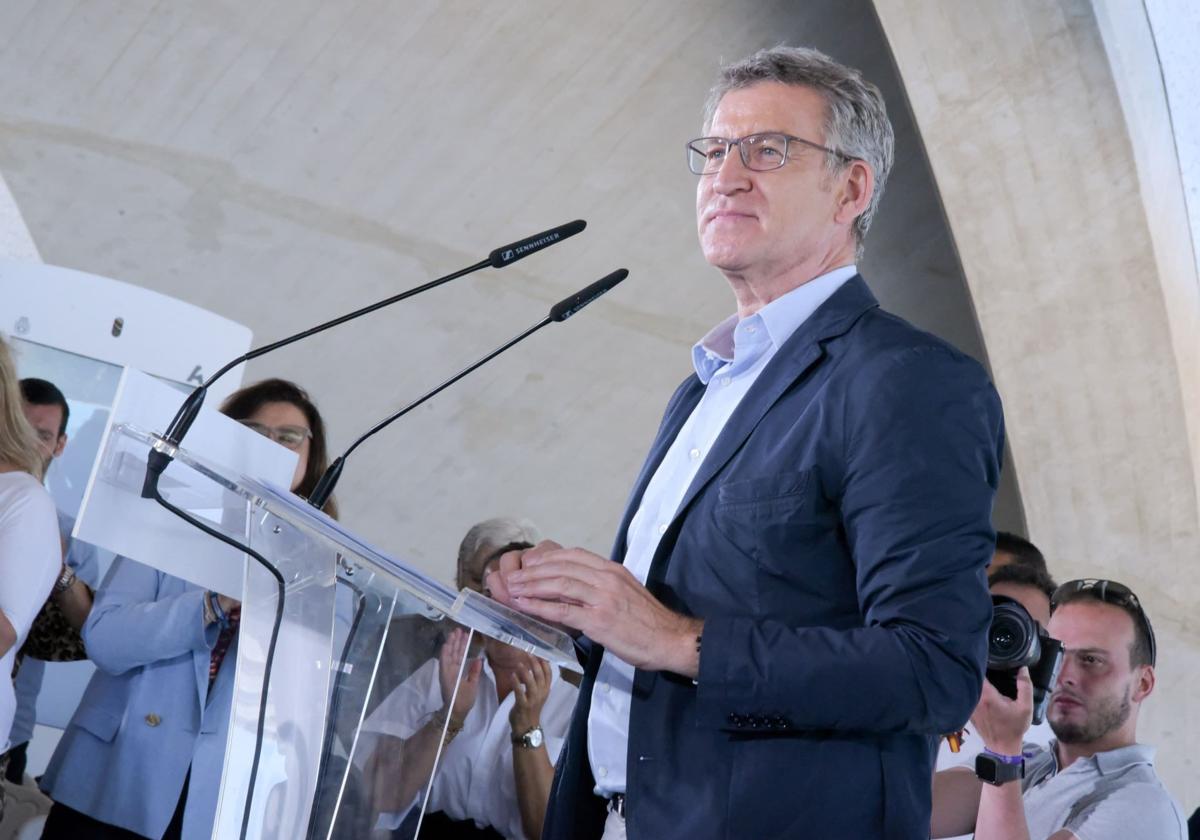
438, 627, 483, 725
509, 656, 553, 734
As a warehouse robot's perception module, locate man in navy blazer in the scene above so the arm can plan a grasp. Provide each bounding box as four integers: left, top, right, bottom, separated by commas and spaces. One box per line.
489, 46, 1004, 840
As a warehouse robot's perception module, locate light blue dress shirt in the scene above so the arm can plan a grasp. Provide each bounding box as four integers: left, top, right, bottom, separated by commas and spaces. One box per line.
586, 264, 858, 795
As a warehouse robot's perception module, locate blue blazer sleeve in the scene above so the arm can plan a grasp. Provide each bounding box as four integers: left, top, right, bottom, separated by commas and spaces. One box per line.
83, 556, 219, 676
696, 345, 1002, 734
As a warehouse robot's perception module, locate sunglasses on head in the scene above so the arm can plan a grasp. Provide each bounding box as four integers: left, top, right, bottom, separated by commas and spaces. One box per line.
1050, 578, 1157, 666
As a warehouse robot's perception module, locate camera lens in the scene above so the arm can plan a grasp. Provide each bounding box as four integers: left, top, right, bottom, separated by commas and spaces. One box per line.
988, 600, 1039, 670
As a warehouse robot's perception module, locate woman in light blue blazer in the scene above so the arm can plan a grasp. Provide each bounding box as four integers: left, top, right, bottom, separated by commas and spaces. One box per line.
39, 379, 338, 840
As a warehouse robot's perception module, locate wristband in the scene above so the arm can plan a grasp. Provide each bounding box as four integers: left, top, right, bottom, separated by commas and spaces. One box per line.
431, 709, 463, 745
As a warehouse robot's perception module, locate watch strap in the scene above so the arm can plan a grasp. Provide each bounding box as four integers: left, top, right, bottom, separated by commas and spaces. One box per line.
511, 725, 543, 748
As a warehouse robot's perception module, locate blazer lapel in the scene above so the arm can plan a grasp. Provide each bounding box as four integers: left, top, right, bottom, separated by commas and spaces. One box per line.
609, 376, 705, 562
646, 276, 879, 585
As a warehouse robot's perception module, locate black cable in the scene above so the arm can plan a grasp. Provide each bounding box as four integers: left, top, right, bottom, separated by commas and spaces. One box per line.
149, 489, 285, 840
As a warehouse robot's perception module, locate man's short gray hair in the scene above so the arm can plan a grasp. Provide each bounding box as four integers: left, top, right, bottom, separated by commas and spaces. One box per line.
703, 46, 895, 258
456, 516, 542, 590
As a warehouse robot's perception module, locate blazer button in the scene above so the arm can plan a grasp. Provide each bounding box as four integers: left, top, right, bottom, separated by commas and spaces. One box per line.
145, 713, 162, 727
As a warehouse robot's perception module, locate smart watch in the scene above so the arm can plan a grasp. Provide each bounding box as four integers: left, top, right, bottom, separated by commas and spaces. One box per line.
511, 726, 544, 749
975, 748, 1025, 786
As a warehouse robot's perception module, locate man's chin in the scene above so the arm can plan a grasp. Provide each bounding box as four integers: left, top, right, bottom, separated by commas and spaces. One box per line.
1049, 719, 1088, 744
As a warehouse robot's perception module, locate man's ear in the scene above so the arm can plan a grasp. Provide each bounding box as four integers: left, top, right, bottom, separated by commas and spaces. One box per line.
1132, 663, 1155, 704
52, 433, 67, 459
833, 159, 874, 229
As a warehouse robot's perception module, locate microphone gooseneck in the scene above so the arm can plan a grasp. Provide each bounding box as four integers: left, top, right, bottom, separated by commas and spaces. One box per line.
139, 220, 587, 499
306, 267, 629, 510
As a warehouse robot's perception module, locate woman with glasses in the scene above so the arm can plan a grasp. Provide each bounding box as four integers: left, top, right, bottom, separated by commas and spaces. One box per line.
0, 336, 61, 822
39, 378, 337, 840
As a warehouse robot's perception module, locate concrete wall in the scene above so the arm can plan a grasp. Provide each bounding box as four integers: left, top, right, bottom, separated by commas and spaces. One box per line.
0, 0, 1009, 569
875, 0, 1199, 805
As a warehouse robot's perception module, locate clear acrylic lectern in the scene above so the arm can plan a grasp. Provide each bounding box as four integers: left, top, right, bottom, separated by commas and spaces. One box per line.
74, 369, 579, 840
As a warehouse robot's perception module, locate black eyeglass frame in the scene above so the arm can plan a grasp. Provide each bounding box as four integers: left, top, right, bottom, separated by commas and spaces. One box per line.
685, 132, 854, 175
1050, 578, 1157, 667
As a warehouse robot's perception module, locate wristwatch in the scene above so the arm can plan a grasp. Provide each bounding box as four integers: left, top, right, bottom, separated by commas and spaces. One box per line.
53, 566, 77, 595
511, 725, 544, 749
975, 748, 1025, 786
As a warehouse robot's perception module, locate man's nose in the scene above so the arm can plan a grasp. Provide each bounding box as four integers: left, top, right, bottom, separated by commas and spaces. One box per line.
1056, 658, 1076, 688
711, 148, 753, 193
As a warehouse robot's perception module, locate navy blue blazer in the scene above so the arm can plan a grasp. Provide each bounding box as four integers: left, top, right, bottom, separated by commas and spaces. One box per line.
543, 276, 1004, 840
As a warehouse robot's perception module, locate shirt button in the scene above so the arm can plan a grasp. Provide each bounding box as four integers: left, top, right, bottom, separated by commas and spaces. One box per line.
720, 377, 731, 387
657, 523, 667, 535
746, 325, 757, 334
688, 448, 701, 460
601, 683, 611, 694
599, 766, 608, 778
145, 713, 162, 727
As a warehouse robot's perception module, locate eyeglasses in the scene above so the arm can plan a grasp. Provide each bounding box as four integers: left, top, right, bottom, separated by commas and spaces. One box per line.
1051, 578, 1157, 666
239, 420, 312, 450
686, 132, 852, 175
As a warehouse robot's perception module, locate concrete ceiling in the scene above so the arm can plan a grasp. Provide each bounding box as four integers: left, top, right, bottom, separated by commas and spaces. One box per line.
0, 0, 1020, 578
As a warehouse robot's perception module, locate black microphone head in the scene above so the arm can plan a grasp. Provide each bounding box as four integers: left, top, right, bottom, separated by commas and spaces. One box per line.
488, 220, 586, 268
549, 268, 628, 322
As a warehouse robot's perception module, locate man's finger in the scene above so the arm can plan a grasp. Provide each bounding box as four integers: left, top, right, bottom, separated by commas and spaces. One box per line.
509, 557, 617, 592
1015, 666, 1033, 705
524, 546, 610, 571
508, 573, 599, 606
513, 595, 587, 632
522, 539, 564, 563
485, 568, 514, 606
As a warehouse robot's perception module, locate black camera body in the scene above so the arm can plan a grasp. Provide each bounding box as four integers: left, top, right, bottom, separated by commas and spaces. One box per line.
985, 595, 1065, 725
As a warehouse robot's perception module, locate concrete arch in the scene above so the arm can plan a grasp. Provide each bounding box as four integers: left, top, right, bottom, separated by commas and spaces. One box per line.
875, 0, 1199, 798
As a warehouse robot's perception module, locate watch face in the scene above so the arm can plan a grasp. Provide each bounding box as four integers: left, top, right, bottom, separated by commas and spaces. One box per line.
526, 727, 544, 749
975, 753, 1022, 785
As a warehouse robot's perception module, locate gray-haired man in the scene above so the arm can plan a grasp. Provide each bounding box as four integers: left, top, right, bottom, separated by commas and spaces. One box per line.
489, 45, 1004, 839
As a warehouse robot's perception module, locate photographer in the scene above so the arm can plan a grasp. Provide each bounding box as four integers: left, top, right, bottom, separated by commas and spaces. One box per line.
938, 562, 1058, 775
931, 579, 1186, 839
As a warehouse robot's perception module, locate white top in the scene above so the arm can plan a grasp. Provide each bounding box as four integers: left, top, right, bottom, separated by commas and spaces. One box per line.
362, 655, 578, 840
586, 265, 858, 794
0, 470, 62, 750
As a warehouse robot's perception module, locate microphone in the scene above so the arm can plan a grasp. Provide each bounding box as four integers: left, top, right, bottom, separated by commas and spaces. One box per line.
307, 267, 629, 509
140, 220, 586, 499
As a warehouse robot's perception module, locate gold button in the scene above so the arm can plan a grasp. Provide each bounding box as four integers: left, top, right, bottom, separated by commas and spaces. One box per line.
145, 713, 161, 727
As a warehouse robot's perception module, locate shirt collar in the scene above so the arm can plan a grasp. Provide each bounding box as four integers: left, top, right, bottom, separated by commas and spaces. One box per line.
1050, 740, 1156, 775
1093, 743, 1156, 774
691, 264, 857, 383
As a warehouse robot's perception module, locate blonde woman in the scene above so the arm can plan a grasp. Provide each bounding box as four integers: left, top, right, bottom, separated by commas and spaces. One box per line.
0, 336, 61, 793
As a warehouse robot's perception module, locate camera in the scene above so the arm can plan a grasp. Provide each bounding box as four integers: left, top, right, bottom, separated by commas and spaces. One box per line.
986, 595, 1065, 725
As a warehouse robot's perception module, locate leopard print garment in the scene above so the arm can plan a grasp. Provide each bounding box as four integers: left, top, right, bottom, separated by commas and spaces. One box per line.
18, 594, 88, 667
